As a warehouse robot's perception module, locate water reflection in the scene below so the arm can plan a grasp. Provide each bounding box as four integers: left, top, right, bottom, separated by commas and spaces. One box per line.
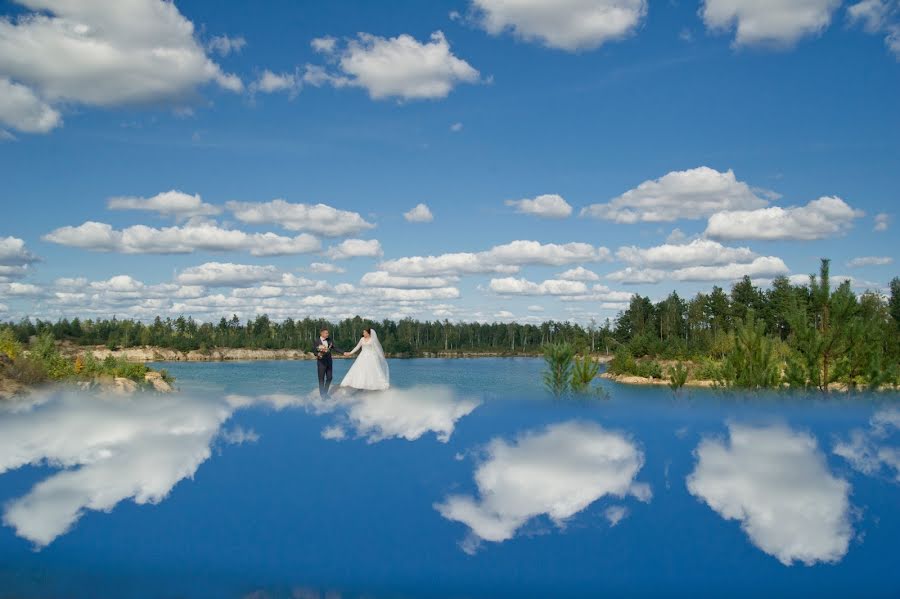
0, 384, 478, 548
435, 421, 651, 553
687, 423, 853, 566
0, 389, 247, 548
834, 407, 900, 483
230, 385, 481, 443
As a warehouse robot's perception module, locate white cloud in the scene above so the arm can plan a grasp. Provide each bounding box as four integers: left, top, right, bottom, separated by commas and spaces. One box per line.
43, 221, 321, 256
107, 190, 221, 220
701, 0, 841, 47
0, 236, 39, 267
381, 240, 611, 277
608, 256, 789, 284
846, 256, 893, 268
175, 262, 281, 287
404, 203, 434, 223
208, 34, 246, 57
0, 0, 243, 134
470, 0, 648, 51
848, 0, 900, 59
490, 277, 588, 296
505, 194, 573, 219
309, 31, 480, 100
0, 77, 62, 133
705, 196, 864, 240
450, 121, 464, 132
250, 69, 301, 97
311, 36, 338, 54
435, 421, 650, 552
558, 266, 600, 281
337, 283, 459, 302
0, 282, 44, 297
604, 505, 629, 527
581, 167, 769, 224
226, 199, 374, 237
326, 239, 383, 260
527, 305, 545, 312
360, 271, 456, 289
308, 262, 345, 274
616, 238, 758, 268
687, 423, 852, 566
874, 212, 891, 232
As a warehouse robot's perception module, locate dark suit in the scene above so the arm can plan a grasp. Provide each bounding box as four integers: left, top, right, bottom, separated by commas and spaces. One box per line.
313, 337, 343, 397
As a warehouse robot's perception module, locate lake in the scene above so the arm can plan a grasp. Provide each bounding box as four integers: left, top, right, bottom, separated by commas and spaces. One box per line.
1, 358, 898, 598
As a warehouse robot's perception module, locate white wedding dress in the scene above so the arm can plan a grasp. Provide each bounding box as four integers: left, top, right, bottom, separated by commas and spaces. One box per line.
340, 330, 390, 391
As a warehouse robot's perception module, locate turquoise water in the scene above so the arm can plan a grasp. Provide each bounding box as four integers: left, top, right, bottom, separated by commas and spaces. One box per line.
0, 358, 898, 598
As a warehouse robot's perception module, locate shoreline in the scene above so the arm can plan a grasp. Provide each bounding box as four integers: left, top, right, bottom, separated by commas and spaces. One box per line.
83, 345, 616, 363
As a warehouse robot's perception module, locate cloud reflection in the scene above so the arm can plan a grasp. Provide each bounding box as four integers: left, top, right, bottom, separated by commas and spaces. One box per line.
231, 385, 481, 443
687, 423, 853, 566
0, 390, 247, 548
0, 385, 478, 548
834, 408, 900, 483
435, 421, 650, 553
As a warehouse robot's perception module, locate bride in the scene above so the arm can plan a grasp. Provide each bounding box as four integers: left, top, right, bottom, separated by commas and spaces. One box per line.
340, 328, 390, 391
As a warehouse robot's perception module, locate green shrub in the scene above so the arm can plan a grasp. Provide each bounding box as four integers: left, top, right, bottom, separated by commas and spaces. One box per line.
543, 342, 574, 396
717, 311, 781, 389
609, 347, 637, 376
0, 327, 22, 360
571, 356, 600, 394
668, 362, 689, 390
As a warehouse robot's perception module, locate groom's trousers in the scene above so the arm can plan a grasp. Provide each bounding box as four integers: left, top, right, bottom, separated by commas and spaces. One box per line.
317, 359, 333, 397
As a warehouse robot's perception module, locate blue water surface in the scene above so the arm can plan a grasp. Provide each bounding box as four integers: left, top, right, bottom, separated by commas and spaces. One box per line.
0, 358, 898, 598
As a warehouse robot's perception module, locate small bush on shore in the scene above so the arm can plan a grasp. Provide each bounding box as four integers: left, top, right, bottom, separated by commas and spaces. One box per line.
543, 342, 574, 396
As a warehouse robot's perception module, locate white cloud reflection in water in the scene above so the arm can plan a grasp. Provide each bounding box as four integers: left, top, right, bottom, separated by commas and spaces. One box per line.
834, 408, 900, 483
687, 423, 853, 566
435, 421, 651, 554
0, 385, 478, 548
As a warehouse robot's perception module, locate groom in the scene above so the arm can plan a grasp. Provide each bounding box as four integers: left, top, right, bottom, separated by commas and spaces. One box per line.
313, 327, 344, 397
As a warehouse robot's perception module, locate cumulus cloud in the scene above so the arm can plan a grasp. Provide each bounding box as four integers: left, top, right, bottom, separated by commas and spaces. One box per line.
107, 190, 221, 220
360, 271, 456, 289
687, 423, 852, 566
381, 240, 611, 277
175, 262, 281, 287
208, 34, 246, 57
435, 421, 650, 552
608, 256, 789, 284
848, 0, 900, 59
306, 31, 480, 100
308, 262, 345, 274
581, 167, 769, 224
469, 0, 648, 51
705, 196, 864, 241
43, 221, 321, 256
505, 194, 573, 219
337, 283, 459, 301
326, 239, 383, 260
701, 0, 841, 47
558, 266, 600, 281
490, 277, 588, 296
874, 212, 891, 232
846, 256, 893, 268
250, 69, 301, 97
0, 77, 62, 133
404, 203, 434, 223
0, 0, 243, 134
226, 199, 374, 237
616, 238, 759, 268
0, 236, 40, 281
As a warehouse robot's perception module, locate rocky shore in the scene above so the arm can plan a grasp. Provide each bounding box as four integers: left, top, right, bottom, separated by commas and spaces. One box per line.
599, 371, 715, 388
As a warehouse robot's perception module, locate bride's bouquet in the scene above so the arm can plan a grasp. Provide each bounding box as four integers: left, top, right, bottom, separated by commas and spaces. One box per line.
317, 342, 329, 357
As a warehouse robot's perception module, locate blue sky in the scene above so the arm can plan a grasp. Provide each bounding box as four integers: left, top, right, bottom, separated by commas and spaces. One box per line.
0, 0, 897, 324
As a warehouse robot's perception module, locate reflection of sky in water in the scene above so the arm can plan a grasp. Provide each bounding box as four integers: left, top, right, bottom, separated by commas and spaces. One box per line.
0, 358, 898, 598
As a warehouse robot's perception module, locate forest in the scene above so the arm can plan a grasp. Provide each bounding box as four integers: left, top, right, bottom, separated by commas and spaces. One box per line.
2, 259, 898, 390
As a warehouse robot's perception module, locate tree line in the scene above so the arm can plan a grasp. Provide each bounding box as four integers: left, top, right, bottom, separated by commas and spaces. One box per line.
2, 259, 898, 389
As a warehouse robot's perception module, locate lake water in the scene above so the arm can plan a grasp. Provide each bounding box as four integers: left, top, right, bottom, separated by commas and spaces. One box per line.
1, 358, 898, 598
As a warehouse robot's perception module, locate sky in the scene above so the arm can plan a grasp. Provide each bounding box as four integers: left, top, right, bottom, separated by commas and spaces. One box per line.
0, 0, 898, 325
